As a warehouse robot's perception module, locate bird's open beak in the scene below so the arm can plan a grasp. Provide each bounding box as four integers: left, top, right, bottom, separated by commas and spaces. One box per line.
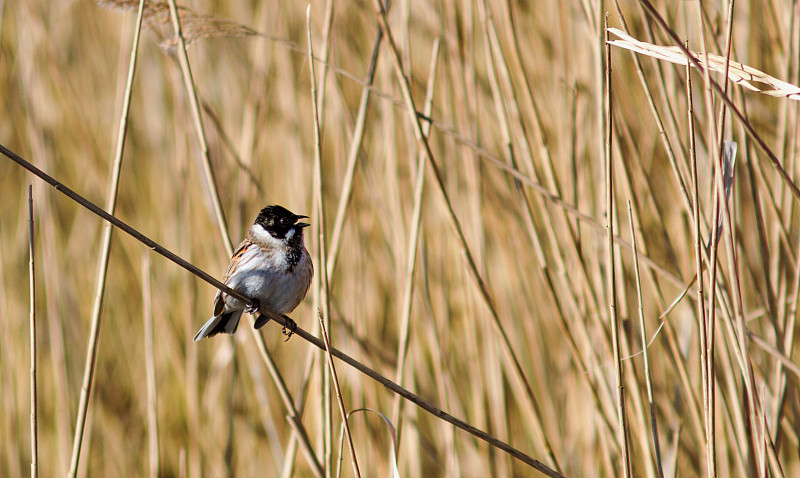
295, 214, 309, 228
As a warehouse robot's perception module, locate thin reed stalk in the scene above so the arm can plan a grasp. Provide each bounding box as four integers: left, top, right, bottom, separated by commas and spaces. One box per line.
67, 2, 145, 474
686, 52, 715, 477
141, 254, 160, 478
307, 7, 347, 477
165, 0, 233, 255
479, 0, 562, 469
248, 325, 325, 477
604, 17, 631, 478
28, 184, 38, 478
635, 0, 800, 202
628, 201, 664, 478
391, 38, 439, 446
368, 6, 548, 469
326, 28, 384, 277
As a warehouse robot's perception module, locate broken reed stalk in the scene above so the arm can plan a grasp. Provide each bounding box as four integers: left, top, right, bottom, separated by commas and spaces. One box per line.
634, 0, 800, 203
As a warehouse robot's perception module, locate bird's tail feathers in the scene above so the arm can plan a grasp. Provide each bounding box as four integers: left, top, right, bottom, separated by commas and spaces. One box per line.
193, 309, 244, 342
253, 313, 272, 330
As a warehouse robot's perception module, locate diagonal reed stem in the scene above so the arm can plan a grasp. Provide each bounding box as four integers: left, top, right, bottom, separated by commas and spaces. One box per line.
1, 142, 563, 478
367, 5, 552, 473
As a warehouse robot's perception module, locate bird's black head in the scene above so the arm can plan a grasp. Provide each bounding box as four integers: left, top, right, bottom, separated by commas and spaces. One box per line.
255, 205, 309, 239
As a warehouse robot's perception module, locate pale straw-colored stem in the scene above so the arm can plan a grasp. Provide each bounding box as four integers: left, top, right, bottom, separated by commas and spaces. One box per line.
368, 4, 546, 468
390, 38, 439, 447
141, 254, 160, 478
628, 202, 664, 477
67, 2, 145, 474
307, 8, 353, 477
604, 17, 631, 478
28, 184, 38, 478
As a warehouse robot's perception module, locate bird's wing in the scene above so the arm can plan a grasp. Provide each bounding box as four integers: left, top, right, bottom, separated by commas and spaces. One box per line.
213, 238, 253, 316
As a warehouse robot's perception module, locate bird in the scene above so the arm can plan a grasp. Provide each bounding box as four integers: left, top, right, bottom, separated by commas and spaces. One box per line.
193, 205, 313, 342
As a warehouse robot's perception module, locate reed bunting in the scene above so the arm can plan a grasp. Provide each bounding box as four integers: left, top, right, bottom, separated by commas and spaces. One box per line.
193, 205, 313, 341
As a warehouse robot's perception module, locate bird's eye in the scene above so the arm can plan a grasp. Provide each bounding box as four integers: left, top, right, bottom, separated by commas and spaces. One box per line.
280, 217, 290, 225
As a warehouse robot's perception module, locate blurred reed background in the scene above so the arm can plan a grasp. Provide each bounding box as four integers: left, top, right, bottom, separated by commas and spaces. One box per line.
2, 0, 800, 476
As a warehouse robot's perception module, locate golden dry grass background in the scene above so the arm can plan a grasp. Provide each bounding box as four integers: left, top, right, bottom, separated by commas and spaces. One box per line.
2, 0, 800, 476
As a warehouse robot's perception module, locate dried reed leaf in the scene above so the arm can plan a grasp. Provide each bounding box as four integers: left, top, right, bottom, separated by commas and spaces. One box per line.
607, 27, 800, 100
99, 0, 258, 50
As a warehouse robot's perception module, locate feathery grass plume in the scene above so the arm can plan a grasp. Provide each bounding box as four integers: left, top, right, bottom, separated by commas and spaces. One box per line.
98, 0, 258, 50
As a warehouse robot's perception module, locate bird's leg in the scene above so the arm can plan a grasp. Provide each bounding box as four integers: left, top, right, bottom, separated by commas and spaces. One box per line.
282, 317, 297, 341
245, 299, 261, 315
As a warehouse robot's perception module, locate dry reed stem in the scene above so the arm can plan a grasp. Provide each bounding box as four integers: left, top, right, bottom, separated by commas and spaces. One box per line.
692, 2, 760, 473
199, 102, 267, 199
772, 212, 800, 448
141, 253, 160, 478
307, 7, 354, 477
604, 17, 632, 478
28, 184, 38, 478
0, 141, 562, 477
687, 24, 717, 475
326, 28, 383, 278
165, 1, 237, 468
317, 312, 360, 478
166, 2, 326, 474
313, 0, 334, 126
686, 53, 714, 477
67, 2, 145, 474
628, 201, 664, 478
166, 0, 233, 256
247, 325, 325, 478
498, 5, 630, 454
279, 336, 319, 478
707, 2, 738, 469
633, 0, 800, 203
478, 0, 562, 470
369, 4, 555, 474
607, 28, 800, 100
390, 37, 438, 452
